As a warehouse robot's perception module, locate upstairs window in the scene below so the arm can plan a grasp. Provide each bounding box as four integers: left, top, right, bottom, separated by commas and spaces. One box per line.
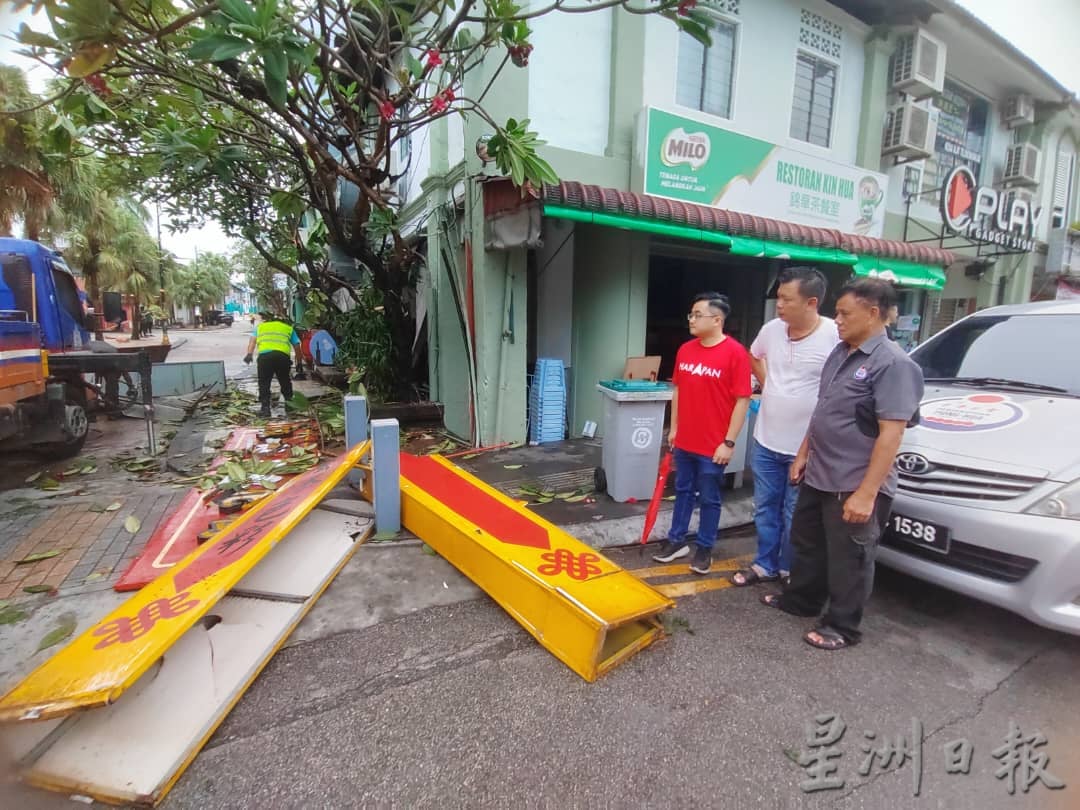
790, 52, 836, 148
921, 80, 989, 195
675, 20, 738, 120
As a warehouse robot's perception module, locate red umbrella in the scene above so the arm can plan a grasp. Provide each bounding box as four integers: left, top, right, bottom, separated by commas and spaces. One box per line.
640, 452, 673, 547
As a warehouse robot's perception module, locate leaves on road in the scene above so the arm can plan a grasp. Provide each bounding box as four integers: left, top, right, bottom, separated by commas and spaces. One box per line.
37, 613, 77, 652
15, 551, 60, 565
105, 502, 122, 511
23, 584, 54, 594
0, 605, 28, 625
124, 515, 142, 534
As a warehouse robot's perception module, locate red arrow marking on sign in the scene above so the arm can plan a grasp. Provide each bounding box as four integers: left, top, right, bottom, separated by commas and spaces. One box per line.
172, 461, 336, 592
400, 453, 552, 550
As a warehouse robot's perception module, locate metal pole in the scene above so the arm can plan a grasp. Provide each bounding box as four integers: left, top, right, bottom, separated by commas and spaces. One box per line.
371, 418, 401, 536
343, 394, 369, 486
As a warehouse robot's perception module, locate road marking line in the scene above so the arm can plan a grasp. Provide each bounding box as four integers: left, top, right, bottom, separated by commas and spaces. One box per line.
654, 578, 736, 598
631, 555, 751, 580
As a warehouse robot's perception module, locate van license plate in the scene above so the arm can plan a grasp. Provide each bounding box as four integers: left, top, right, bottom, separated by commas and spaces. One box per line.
886, 512, 951, 554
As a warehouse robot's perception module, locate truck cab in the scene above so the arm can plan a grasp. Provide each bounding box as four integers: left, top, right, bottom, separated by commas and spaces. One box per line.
0, 238, 93, 455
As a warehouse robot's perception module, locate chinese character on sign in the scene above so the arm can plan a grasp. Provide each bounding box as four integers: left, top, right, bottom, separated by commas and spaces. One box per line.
798, 713, 847, 793
790, 191, 802, 209
810, 197, 821, 213
829, 200, 841, 217
943, 738, 974, 775
858, 719, 924, 796
800, 193, 811, 209
991, 721, 1066, 795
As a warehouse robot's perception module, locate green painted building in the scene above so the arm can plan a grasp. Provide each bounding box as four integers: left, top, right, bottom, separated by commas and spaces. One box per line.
404, 0, 1079, 445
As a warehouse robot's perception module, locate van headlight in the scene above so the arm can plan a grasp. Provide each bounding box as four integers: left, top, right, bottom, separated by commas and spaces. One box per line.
1026, 480, 1080, 520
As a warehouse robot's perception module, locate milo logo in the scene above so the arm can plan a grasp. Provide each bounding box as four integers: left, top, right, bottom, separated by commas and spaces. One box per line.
661, 128, 710, 171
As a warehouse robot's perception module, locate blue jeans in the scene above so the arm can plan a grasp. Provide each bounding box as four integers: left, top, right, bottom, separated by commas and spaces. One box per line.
667, 448, 726, 550
750, 439, 800, 577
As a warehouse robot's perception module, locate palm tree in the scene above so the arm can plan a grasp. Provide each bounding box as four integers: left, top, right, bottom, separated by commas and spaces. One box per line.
0, 66, 54, 238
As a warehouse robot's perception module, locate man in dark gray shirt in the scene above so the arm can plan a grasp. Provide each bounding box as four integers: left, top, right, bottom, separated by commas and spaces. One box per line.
761, 278, 924, 650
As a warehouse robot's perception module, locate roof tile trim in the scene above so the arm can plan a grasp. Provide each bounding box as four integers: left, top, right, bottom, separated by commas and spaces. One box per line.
542, 181, 955, 266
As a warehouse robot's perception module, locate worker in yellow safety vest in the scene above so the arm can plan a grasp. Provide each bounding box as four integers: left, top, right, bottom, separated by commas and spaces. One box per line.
244, 312, 302, 418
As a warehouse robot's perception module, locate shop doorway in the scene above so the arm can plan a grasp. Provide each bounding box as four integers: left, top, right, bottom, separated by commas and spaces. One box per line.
645, 247, 768, 381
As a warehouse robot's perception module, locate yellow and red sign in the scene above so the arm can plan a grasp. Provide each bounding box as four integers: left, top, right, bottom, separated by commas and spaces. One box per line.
0, 441, 370, 723
399, 453, 673, 681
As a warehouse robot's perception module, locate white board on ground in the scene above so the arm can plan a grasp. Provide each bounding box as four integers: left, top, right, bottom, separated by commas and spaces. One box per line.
231, 508, 366, 599
24, 596, 301, 804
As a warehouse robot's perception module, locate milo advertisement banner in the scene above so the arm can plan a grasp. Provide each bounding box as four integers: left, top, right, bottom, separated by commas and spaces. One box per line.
634, 108, 888, 238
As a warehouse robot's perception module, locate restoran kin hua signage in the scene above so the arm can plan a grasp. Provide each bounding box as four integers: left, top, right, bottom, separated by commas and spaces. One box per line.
940, 166, 1041, 252
633, 107, 889, 238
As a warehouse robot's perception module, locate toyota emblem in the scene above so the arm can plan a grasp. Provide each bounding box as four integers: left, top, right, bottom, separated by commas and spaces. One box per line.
896, 453, 931, 475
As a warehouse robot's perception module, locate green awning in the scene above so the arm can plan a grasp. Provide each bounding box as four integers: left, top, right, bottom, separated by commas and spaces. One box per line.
852, 257, 947, 291
542, 204, 948, 287
728, 236, 858, 266
543, 204, 732, 247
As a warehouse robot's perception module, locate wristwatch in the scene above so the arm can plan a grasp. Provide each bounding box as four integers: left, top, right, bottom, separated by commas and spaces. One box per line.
723, 439, 736, 448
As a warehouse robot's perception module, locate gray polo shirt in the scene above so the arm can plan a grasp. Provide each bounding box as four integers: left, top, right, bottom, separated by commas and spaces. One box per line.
804, 332, 924, 496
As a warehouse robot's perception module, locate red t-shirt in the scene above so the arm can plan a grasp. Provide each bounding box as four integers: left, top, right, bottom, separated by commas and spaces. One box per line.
672, 337, 753, 458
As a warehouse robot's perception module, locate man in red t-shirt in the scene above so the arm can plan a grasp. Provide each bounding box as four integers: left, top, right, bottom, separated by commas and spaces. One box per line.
653, 292, 752, 574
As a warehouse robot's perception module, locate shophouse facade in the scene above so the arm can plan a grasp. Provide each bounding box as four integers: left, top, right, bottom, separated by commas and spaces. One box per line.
401, 0, 1079, 445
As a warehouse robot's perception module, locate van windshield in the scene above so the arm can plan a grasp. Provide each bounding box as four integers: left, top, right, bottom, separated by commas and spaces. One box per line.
911, 313, 1080, 396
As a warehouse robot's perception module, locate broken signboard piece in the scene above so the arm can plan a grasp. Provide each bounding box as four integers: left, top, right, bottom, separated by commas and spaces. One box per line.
12, 507, 370, 805
0, 440, 371, 724
399, 453, 674, 682
114, 427, 259, 591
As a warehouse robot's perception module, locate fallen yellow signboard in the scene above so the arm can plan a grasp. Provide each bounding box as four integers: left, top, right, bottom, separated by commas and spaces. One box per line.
400, 453, 675, 681
0, 441, 371, 723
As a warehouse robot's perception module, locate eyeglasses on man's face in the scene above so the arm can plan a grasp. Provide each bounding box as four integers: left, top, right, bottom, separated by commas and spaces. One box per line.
687, 311, 720, 321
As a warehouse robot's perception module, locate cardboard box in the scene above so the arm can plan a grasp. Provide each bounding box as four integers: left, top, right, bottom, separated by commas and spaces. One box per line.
622, 356, 661, 381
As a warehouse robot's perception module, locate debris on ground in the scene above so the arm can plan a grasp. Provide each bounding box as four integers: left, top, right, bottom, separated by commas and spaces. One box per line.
36, 612, 77, 652
514, 483, 595, 506
399, 430, 468, 456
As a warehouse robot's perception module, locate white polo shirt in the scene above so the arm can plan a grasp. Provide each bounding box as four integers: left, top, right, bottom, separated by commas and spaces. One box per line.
750, 316, 840, 456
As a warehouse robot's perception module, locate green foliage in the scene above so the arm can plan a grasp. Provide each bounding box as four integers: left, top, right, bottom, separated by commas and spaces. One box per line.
330, 286, 397, 403
172, 251, 233, 313
485, 118, 559, 188
298, 288, 328, 329
10, 0, 713, 394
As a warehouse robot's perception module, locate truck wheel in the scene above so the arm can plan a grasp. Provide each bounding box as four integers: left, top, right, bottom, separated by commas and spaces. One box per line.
34, 404, 89, 458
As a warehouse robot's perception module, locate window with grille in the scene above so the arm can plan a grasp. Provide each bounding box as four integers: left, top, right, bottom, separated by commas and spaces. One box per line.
675, 20, 738, 119
789, 52, 836, 147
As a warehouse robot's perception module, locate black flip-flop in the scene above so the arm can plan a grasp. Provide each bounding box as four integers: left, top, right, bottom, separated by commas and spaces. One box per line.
759, 592, 785, 609
803, 627, 849, 651
731, 568, 779, 587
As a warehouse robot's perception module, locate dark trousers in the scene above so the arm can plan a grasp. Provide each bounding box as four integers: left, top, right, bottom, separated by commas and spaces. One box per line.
257, 351, 293, 410
779, 484, 892, 644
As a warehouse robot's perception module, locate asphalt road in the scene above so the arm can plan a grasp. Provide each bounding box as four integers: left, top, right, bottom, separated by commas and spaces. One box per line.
156, 535, 1078, 810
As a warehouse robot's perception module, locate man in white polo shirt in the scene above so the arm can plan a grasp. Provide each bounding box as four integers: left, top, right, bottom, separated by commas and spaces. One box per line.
732, 267, 839, 588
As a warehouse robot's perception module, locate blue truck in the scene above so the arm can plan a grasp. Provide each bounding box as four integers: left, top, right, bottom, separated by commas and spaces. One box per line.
0, 238, 153, 456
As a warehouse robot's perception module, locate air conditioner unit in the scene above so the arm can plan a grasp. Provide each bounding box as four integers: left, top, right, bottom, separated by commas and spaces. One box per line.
1003, 143, 1040, 187
891, 28, 946, 99
882, 102, 936, 160
1002, 93, 1035, 128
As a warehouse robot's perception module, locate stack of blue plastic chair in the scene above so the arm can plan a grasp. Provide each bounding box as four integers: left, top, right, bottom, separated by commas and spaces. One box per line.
528, 358, 566, 445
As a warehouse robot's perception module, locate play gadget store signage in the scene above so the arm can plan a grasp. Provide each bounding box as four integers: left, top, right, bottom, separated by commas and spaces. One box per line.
940, 166, 1042, 252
